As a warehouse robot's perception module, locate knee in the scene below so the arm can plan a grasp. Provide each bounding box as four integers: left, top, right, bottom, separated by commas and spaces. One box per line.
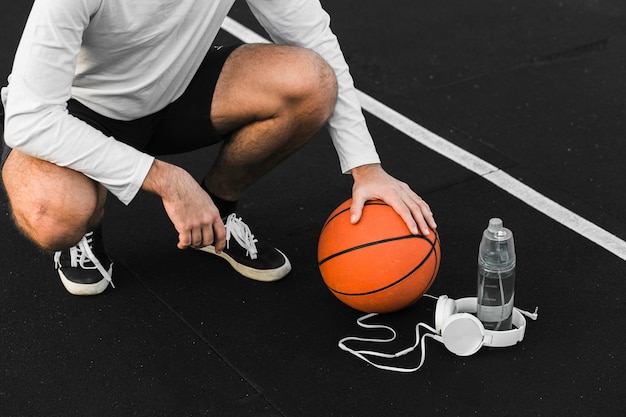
11, 199, 101, 252
2, 154, 104, 251
282, 48, 338, 124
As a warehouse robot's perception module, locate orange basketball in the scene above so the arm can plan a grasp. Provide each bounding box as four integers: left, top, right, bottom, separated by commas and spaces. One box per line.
318, 199, 440, 313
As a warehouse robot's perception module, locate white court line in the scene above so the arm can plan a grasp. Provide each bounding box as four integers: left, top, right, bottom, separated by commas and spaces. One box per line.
222, 17, 271, 44
221, 17, 626, 262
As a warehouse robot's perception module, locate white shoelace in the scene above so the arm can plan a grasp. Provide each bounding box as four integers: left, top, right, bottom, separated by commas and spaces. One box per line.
224, 213, 258, 260
53, 232, 114, 288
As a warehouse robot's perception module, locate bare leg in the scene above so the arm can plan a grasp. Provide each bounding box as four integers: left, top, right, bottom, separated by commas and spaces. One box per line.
204, 43, 338, 201
1, 150, 106, 251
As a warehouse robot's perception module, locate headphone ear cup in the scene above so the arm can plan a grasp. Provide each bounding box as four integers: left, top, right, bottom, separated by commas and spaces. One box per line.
440, 313, 485, 356
434, 296, 458, 331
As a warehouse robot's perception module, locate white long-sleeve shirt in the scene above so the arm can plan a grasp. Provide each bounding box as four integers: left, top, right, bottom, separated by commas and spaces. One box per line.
1, 0, 380, 204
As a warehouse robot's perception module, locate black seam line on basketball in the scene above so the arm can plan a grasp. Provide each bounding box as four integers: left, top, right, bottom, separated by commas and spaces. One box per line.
418, 232, 441, 296
318, 233, 435, 266
330, 235, 440, 297
328, 234, 438, 297
321, 200, 388, 229
330, 232, 440, 297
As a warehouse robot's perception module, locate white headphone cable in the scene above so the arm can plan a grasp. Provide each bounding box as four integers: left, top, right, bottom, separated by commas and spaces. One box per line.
338, 312, 440, 373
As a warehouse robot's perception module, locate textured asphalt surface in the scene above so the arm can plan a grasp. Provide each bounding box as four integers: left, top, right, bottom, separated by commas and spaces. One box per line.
1, 1, 625, 416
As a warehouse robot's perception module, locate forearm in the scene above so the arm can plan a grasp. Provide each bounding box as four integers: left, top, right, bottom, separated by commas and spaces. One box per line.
141, 159, 185, 199
3, 0, 153, 205
350, 163, 383, 181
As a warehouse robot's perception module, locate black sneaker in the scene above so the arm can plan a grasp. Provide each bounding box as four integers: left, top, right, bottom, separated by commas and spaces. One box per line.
196, 213, 291, 282
53, 230, 114, 295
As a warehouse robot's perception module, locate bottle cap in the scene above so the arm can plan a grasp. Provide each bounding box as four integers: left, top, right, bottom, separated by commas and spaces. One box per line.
485, 218, 512, 241
488, 218, 503, 233
481, 218, 515, 267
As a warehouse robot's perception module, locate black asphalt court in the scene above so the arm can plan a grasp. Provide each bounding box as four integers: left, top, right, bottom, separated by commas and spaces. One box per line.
1, 1, 625, 416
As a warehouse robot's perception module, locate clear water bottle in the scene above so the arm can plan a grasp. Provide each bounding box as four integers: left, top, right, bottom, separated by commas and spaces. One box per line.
477, 218, 516, 331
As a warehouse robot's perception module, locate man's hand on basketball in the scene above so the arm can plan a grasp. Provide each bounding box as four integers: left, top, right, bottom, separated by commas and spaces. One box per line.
350, 163, 436, 235
142, 160, 226, 251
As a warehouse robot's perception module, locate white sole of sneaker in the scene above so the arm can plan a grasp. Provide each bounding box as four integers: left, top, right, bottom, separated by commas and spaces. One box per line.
197, 246, 291, 282
57, 264, 113, 296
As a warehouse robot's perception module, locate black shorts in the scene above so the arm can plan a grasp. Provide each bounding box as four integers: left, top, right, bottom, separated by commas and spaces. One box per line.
1, 44, 242, 168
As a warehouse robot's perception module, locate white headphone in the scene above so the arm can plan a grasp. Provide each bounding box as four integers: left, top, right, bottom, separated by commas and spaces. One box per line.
338, 295, 538, 372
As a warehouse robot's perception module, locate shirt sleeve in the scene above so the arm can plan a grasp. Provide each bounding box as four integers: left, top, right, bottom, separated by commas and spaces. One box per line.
246, 0, 381, 173
2, 0, 154, 205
